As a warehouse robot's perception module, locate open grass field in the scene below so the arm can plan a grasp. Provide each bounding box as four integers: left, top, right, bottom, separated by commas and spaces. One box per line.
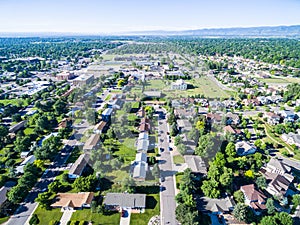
258, 77, 300, 84
144, 79, 168, 91
70, 209, 120, 225
163, 76, 229, 99
34, 205, 63, 225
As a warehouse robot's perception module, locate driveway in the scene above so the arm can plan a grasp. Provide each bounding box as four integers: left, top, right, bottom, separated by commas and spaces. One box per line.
120, 209, 131, 225
60, 210, 75, 225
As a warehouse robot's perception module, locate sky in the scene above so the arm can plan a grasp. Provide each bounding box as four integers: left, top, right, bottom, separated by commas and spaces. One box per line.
0, 0, 300, 33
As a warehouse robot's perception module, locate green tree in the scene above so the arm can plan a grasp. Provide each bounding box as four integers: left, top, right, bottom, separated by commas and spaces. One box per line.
219, 167, 233, 187
29, 214, 40, 225
266, 198, 276, 215
256, 176, 267, 189
233, 190, 245, 203
225, 142, 236, 158
260, 216, 276, 225
73, 175, 97, 192
292, 194, 300, 208
201, 180, 220, 198
175, 204, 198, 225
233, 203, 248, 222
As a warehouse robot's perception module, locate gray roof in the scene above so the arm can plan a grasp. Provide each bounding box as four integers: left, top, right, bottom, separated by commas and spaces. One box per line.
0, 181, 16, 206
184, 155, 207, 174
104, 193, 146, 208
132, 161, 148, 179
267, 158, 291, 173
137, 139, 149, 151
199, 196, 235, 213
135, 152, 147, 163
68, 153, 90, 176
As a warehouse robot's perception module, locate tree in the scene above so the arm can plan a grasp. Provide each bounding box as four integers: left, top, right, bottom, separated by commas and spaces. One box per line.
14, 135, 32, 152
225, 142, 236, 158
12, 113, 22, 122
187, 129, 199, 143
201, 180, 220, 198
174, 135, 182, 146
256, 176, 267, 189
36, 191, 52, 209
195, 133, 214, 157
233, 203, 248, 222
0, 125, 8, 144
292, 194, 300, 208
274, 212, 293, 225
177, 143, 187, 155
266, 198, 276, 215
244, 170, 254, 179
170, 122, 178, 137
53, 99, 67, 115
175, 204, 198, 225
234, 190, 245, 203
122, 177, 135, 193
260, 216, 276, 225
151, 163, 160, 179
73, 175, 97, 192
219, 167, 233, 187
48, 180, 62, 193
36, 115, 50, 131
29, 214, 40, 225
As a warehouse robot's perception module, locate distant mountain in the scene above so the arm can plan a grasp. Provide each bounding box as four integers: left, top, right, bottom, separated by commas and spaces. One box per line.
124, 25, 300, 37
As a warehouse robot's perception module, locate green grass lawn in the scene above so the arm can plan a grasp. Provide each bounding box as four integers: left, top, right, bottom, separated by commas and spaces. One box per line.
164, 76, 229, 99
0, 99, 28, 106
130, 194, 160, 225
114, 138, 136, 163
70, 209, 120, 225
144, 79, 167, 91
105, 94, 112, 101
34, 205, 63, 225
0, 216, 9, 224
24, 127, 35, 135
258, 78, 290, 83
173, 155, 185, 164
175, 173, 183, 189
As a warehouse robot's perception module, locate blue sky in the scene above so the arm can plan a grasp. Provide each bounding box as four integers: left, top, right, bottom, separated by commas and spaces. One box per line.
0, 0, 300, 33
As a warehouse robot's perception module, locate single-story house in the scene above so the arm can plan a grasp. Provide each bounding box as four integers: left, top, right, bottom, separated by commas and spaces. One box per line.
83, 134, 101, 151
9, 120, 27, 133
281, 132, 300, 148
177, 119, 193, 133
93, 121, 107, 134
104, 193, 146, 212
131, 152, 148, 181
0, 181, 16, 212
198, 196, 235, 215
263, 112, 280, 125
136, 139, 149, 152
223, 125, 242, 136
68, 153, 90, 179
226, 112, 240, 125
51, 192, 94, 211
15, 155, 36, 174
235, 141, 257, 156
265, 158, 291, 176
184, 155, 207, 175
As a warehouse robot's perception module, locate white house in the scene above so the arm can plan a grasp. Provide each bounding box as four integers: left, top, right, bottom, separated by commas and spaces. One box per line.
235, 141, 257, 156
171, 79, 187, 90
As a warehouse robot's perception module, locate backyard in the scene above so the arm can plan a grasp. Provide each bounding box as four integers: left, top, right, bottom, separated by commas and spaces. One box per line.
70, 209, 120, 225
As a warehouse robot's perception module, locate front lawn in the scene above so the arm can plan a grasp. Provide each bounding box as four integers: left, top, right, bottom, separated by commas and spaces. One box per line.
173, 155, 185, 164
70, 208, 120, 225
34, 205, 63, 225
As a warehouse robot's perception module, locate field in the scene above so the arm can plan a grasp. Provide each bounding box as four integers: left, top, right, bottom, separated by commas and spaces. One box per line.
258, 77, 300, 84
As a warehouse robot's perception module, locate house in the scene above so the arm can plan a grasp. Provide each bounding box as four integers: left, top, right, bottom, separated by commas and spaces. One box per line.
240, 184, 267, 215
57, 118, 72, 130
101, 108, 113, 122
83, 134, 101, 151
138, 132, 149, 141
206, 113, 222, 124
183, 155, 207, 175
281, 133, 300, 148
171, 79, 188, 90
68, 153, 90, 179
51, 192, 94, 210
208, 101, 225, 111
56, 71, 75, 81
226, 113, 240, 125
9, 120, 27, 133
107, 98, 123, 110
263, 112, 280, 125
265, 158, 291, 175
198, 196, 235, 215
72, 74, 94, 86
0, 181, 16, 213
131, 152, 148, 181
104, 193, 146, 212
181, 134, 197, 154
174, 108, 196, 119
15, 155, 36, 174
223, 125, 242, 136
136, 139, 149, 152
20, 151, 30, 159
177, 119, 193, 133
242, 98, 259, 106
93, 121, 107, 134
279, 110, 295, 122
263, 172, 294, 197
235, 141, 257, 156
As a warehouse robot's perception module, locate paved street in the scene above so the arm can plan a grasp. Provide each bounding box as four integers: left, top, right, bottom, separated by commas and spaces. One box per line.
6, 141, 75, 225
156, 108, 178, 225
